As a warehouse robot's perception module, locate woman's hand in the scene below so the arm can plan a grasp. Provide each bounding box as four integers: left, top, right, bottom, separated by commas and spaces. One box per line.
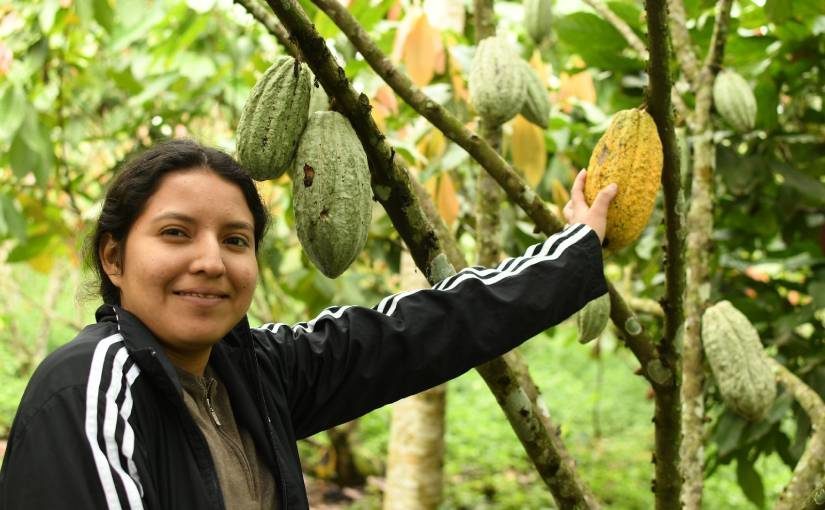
563, 169, 617, 245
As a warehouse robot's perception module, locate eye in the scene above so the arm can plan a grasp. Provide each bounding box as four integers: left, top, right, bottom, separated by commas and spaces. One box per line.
161, 227, 188, 238
225, 236, 251, 248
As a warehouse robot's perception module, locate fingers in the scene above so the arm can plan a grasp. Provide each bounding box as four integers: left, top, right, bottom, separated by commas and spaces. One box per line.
570, 169, 586, 205
589, 183, 618, 218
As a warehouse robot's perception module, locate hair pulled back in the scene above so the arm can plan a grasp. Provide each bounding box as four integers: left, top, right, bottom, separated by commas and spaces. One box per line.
87, 139, 270, 305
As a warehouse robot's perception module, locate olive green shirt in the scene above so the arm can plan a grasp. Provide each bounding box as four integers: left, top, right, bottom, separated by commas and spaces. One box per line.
176, 365, 278, 510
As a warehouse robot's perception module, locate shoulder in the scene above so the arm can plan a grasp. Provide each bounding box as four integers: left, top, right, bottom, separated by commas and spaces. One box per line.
15, 321, 123, 426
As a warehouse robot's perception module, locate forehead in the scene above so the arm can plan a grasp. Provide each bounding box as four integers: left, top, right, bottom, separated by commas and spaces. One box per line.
141, 167, 255, 224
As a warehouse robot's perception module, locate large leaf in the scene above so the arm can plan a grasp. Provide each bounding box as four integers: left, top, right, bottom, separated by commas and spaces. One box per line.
0, 85, 28, 141
510, 115, 547, 188
555, 12, 639, 71
6, 234, 52, 263
736, 455, 766, 509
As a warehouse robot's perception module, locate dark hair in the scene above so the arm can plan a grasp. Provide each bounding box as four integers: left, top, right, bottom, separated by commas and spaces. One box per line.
86, 139, 270, 305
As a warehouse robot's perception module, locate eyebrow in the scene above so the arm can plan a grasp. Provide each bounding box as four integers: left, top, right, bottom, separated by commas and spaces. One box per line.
151, 212, 254, 232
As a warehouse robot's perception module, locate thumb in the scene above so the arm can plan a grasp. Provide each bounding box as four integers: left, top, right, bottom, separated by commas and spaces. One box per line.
590, 183, 618, 216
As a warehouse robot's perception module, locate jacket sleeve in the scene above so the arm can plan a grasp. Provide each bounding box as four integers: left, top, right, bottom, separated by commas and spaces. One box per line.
254, 223, 608, 439
0, 383, 149, 509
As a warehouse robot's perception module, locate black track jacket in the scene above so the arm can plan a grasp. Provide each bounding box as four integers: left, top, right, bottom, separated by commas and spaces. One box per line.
0, 224, 607, 509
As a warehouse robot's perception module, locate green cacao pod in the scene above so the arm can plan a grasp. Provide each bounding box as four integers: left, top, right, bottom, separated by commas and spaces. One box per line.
292, 111, 372, 278
523, 0, 552, 44
577, 292, 611, 344
469, 36, 526, 126
308, 80, 329, 113
712, 70, 757, 132
584, 108, 663, 251
702, 300, 776, 421
518, 59, 550, 129
236, 56, 311, 181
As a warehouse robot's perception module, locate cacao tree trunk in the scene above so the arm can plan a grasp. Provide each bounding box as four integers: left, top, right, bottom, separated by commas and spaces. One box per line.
383, 252, 446, 510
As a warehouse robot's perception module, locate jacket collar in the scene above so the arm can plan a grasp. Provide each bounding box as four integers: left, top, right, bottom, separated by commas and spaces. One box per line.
94, 303, 255, 391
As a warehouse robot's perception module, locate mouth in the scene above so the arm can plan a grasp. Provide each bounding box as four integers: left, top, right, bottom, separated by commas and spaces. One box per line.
173, 290, 229, 300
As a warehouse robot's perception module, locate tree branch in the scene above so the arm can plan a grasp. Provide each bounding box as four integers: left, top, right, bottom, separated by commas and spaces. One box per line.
583, 0, 648, 58
308, 0, 666, 389
233, 0, 300, 58
667, 0, 700, 87
644, 0, 687, 508
771, 359, 825, 510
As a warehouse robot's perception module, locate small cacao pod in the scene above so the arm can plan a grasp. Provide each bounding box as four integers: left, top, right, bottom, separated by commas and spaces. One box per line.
702, 300, 776, 421
523, 0, 552, 44
713, 70, 757, 132
584, 108, 663, 251
577, 293, 611, 344
518, 59, 550, 129
469, 36, 526, 126
237, 56, 312, 180
292, 111, 372, 278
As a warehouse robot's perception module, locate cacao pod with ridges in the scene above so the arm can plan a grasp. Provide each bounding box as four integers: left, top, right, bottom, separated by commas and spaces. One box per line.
523, 0, 552, 44
468, 36, 526, 126
237, 56, 312, 181
713, 69, 757, 132
518, 59, 550, 129
577, 293, 611, 344
292, 111, 372, 278
584, 108, 663, 251
702, 300, 777, 422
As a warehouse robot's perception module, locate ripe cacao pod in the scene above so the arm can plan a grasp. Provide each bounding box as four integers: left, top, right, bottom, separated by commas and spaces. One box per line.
584, 108, 663, 251
469, 36, 526, 126
237, 56, 311, 181
577, 292, 611, 344
713, 70, 757, 132
702, 301, 776, 421
518, 59, 550, 129
523, 0, 552, 44
292, 111, 372, 278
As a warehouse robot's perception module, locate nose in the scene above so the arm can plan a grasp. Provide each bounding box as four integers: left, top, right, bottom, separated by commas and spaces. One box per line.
189, 236, 226, 277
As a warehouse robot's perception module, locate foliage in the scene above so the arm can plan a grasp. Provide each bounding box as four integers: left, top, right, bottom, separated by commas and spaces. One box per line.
1, 0, 824, 507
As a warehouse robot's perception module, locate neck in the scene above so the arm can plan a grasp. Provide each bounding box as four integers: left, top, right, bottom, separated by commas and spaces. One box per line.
163, 347, 212, 377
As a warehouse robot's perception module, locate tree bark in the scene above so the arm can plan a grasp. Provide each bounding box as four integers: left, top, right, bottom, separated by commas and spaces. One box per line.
383, 252, 446, 510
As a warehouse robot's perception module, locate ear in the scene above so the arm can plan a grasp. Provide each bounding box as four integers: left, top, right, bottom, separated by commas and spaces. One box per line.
99, 233, 123, 288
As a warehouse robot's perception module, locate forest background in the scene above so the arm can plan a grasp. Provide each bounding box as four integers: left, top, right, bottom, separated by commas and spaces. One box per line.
0, 0, 823, 508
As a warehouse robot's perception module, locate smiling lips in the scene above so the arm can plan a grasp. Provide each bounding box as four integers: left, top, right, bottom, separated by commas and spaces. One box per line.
174, 290, 229, 300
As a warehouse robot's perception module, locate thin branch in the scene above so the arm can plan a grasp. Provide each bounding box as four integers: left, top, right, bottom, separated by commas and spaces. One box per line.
583, 0, 648, 58
233, 0, 300, 58
645, 0, 687, 507
700, 0, 734, 76
771, 359, 825, 510
667, 0, 700, 87
308, 0, 666, 389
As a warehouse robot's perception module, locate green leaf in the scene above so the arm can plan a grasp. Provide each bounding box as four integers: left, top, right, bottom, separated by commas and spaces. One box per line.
38, 0, 62, 33
6, 234, 52, 263
809, 281, 825, 309
75, 0, 95, 26
349, 0, 396, 33
555, 12, 640, 71
775, 164, 825, 206
93, 0, 115, 33
754, 79, 779, 131
0, 194, 27, 241
736, 455, 766, 509
0, 85, 29, 141
714, 411, 747, 459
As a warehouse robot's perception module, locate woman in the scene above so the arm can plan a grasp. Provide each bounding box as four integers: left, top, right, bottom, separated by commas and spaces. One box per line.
0, 139, 616, 509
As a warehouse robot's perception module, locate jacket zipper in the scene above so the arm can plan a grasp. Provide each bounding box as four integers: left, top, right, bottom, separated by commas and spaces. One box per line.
251, 351, 289, 509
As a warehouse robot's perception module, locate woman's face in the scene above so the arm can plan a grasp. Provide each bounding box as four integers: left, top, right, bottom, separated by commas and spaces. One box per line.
101, 167, 258, 359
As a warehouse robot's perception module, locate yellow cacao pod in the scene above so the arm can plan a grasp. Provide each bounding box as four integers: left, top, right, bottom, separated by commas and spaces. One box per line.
584, 109, 663, 251
702, 300, 776, 421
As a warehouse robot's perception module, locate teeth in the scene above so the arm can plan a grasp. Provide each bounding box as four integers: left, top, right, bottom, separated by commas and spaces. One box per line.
177, 292, 223, 299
